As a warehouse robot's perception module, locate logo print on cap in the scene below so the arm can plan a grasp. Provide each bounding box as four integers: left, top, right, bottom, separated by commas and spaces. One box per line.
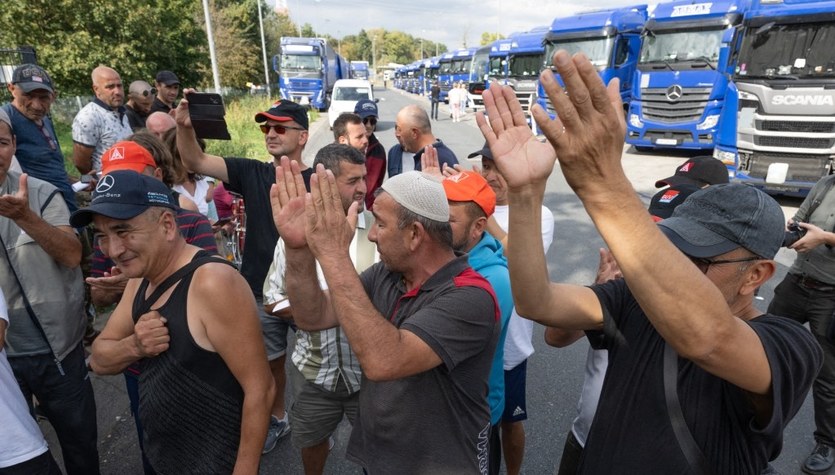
446, 172, 470, 183
679, 163, 693, 172
96, 174, 115, 192
109, 147, 125, 161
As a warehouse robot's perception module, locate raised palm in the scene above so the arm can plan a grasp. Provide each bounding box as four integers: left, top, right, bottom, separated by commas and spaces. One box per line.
270, 158, 308, 249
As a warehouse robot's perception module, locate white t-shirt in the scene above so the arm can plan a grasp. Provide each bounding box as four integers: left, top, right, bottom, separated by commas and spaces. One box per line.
173, 177, 212, 216
0, 288, 50, 468
493, 204, 555, 369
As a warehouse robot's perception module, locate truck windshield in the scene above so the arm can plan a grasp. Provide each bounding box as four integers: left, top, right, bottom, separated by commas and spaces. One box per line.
640, 28, 724, 64
439, 62, 452, 74
280, 54, 322, 71
509, 54, 544, 78
333, 87, 370, 101
544, 37, 613, 69
488, 56, 505, 77
452, 59, 467, 73
736, 21, 835, 79
470, 52, 489, 82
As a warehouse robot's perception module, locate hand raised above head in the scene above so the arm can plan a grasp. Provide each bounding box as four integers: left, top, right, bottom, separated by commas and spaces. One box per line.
532, 50, 627, 196
304, 165, 358, 263
174, 88, 197, 129
270, 156, 308, 249
477, 84, 557, 193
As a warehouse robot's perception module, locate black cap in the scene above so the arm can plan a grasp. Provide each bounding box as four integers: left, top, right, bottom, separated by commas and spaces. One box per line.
648, 184, 701, 222
467, 141, 493, 160
155, 70, 180, 86
12, 64, 54, 93
655, 156, 729, 188
255, 100, 309, 130
70, 171, 177, 227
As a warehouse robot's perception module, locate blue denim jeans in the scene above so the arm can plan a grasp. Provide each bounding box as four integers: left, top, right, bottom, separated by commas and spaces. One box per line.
8, 343, 100, 475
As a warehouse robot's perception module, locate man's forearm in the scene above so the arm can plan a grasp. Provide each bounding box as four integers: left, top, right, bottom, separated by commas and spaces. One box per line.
90, 336, 143, 374
506, 189, 551, 318
15, 214, 80, 267
233, 390, 272, 475
91, 286, 122, 307
284, 247, 339, 330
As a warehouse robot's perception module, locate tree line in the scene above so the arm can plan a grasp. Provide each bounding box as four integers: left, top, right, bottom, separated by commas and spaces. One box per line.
0, 0, 450, 95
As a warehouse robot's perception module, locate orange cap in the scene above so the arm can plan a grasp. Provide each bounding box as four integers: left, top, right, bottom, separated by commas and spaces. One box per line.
101, 141, 157, 175
442, 171, 496, 217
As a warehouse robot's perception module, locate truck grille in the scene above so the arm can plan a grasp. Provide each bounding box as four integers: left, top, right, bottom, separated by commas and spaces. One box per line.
756, 136, 834, 149
515, 92, 536, 112
760, 120, 835, 134
745, 152, 831, 183
640, 87, 711, 123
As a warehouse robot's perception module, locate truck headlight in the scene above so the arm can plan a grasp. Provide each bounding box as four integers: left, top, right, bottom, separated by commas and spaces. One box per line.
697, 115, 720, 130
713, 149, 736, 166
738, 90, 758, 101
629, 114, 643, 128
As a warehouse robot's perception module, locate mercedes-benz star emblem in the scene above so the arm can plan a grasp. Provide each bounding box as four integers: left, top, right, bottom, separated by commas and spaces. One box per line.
96, 174, 115, 192
666, 85, 683, 102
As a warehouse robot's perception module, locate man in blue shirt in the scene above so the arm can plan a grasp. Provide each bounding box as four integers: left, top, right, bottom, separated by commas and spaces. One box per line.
388, 104, 457, 177
3, 64, 77, 213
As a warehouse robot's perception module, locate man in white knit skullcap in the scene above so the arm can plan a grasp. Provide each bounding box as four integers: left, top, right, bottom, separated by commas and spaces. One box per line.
273, 162, 500, 473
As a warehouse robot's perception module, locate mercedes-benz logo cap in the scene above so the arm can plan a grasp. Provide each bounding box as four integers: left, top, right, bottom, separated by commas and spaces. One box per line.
70, 170, 177, 227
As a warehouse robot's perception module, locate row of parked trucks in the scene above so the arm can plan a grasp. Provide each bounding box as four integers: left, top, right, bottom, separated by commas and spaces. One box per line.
390, 0, 834, 196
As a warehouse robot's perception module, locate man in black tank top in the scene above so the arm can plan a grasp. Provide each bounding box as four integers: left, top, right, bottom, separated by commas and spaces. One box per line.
72, 171, 275, 475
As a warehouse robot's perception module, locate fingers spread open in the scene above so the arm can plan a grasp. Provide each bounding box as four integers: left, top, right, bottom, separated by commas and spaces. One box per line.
540, 58, 579, 133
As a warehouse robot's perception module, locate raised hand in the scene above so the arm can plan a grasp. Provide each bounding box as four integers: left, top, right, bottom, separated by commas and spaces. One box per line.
304, 165, 358, 264
174, 88, 195, 129
420, 144, 443, 180
134, 311, 169, 357
477, 84, 557, 193
270, 156, 309, 249
86, 266, 128, 293
532, 50, 627, 196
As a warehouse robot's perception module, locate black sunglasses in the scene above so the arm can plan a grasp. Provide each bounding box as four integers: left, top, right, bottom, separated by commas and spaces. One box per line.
363, 117, 377, 126
140, 88, 157, 97
260, 123, 306, 135
688, 255, 763, 274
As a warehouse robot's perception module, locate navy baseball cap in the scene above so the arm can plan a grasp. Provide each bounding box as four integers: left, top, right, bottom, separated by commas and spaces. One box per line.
658, 184, 785, 259
467, 141, 493, 160
70, 170, 177, 227
354, 99, 378, 119
12, 64, 54, 93
255, 100, 309, 130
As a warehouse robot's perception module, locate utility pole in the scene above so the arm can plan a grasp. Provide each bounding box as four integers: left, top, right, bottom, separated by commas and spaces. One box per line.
201, 0, 221, 92
257, 0, 271, 98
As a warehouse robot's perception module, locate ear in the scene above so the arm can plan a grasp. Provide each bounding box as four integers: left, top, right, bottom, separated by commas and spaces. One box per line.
740, 260, 776, 296
161, 210, 179, 239
337, 135, 348, 145
298, 130, 309, 146
407, 221, 424, 252
472, 216, 488, 238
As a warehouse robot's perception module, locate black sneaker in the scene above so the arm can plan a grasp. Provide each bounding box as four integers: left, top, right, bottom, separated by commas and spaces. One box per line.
803, 443, 835, 474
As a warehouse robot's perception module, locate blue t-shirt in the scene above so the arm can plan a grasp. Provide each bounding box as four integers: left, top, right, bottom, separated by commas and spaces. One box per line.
2, 104, 77, 213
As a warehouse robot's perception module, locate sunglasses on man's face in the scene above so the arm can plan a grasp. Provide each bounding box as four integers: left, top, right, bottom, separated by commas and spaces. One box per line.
363, 117, 377, 126
260, 123, 306, 135
140, 88, 157, 97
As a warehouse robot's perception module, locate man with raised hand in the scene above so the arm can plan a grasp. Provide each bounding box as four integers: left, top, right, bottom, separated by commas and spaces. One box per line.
476, 51, 821, 473
272, 160, 499, 473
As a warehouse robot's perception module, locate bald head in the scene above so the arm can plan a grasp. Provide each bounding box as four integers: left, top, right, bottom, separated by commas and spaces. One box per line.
128, 80, 154, 114
91, 66, 124, 109
146, 112, 176, 139
395, 105, 435, 153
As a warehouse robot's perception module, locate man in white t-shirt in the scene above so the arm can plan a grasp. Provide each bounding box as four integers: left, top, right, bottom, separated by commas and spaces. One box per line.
468, 143, 554, 475
0, 288, 61, 474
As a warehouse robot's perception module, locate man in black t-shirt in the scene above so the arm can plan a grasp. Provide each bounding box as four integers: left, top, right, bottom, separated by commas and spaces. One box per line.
478, 52, 822, 474
176, 94, 311, 454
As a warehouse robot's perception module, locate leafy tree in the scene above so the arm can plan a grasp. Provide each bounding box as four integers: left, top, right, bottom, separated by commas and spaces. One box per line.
300, 23, 316, 38
0, 0, 208, 95
480, 32, 506, 46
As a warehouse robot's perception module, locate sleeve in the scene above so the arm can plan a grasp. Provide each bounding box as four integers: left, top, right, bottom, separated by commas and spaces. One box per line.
71, 107, 99, 147
263, 241, 288, 309
589, 279, 631, 351
180, 212, 217, 253
749, 316, 823, 439
221, 157, 248, 195
438, 146, 459, 168
402, 285, 497, 371
37, 184, 71, 228
540, 205, 555, 252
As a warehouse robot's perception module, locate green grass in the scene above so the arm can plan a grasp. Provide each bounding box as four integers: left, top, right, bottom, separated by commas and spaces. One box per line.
53, 95, 320, 175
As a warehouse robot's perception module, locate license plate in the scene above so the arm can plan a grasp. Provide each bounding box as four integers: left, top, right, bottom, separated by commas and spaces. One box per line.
655, 138, 678, 146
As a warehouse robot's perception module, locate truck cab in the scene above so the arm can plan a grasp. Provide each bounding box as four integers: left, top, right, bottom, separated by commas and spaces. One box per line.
713, 0, 835, 196
627, 0, 750, 151
275, 37, 349, 111
506, 27, 548, 113
467, 44, 494, 110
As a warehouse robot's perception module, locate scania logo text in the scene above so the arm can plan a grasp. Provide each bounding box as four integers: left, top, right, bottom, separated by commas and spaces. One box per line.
771, 95, 834, 106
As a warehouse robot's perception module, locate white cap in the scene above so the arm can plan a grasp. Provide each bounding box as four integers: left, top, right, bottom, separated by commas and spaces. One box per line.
0, 108, 12, 133
380, 171, 449, 222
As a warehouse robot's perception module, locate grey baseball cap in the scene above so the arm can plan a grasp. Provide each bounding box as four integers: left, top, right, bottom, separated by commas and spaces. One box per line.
658, 184, 785, 259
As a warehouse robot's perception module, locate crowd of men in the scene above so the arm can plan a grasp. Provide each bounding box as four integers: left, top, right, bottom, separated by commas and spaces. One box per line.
0, 49, 833, 475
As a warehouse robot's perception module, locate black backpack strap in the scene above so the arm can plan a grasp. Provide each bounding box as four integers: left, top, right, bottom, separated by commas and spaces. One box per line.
664, 342, 713, 475
132, 252, 234, 321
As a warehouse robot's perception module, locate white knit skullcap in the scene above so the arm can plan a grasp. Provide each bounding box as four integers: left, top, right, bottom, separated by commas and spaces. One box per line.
0, 108, 12, 133
380, 171, 449, 222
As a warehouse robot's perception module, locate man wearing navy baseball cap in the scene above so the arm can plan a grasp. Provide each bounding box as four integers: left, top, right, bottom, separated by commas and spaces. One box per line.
176, 93, 311, 452
354, 98, 386, 209
78, 170, 275, 474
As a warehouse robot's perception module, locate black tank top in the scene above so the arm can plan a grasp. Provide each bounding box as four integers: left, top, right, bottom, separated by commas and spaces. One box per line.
132, 251, 244, 474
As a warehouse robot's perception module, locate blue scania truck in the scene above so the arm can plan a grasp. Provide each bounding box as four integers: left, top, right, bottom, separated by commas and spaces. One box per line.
274, 37, 350, 111
467, 38, 513, 110
626, 0, 750, 151
713, 0, 835, 196
506, 27, 549, 113
537, 6, 648, 119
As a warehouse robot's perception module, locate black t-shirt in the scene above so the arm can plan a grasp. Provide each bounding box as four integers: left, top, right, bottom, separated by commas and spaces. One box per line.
581, 279, 821, 474
223, 157, 312, 299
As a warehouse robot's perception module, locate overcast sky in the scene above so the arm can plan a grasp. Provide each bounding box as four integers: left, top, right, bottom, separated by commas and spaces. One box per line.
270, 0, 643, 52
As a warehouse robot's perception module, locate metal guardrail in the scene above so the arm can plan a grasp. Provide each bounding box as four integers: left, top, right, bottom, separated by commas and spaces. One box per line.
0, 46, 37, 104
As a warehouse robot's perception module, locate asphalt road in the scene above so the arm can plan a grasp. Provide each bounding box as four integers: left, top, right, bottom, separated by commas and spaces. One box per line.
43, 86, 817, 474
